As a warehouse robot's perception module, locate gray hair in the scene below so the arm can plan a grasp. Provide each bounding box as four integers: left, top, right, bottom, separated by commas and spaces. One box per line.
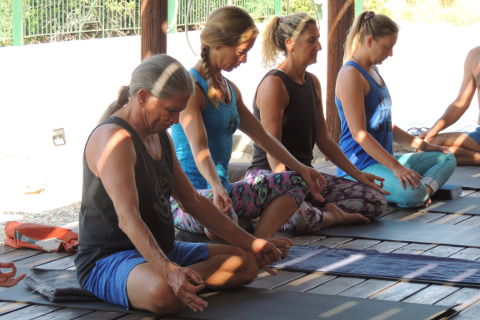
99, 54, 194, 123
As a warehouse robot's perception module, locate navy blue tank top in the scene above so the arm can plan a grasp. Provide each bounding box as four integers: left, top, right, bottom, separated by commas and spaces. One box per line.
335, 61, 393, 177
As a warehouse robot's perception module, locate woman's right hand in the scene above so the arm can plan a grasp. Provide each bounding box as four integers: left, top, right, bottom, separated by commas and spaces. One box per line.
211, 186, 233, 214
165, 263, 208, 312
392, 164, 422, 190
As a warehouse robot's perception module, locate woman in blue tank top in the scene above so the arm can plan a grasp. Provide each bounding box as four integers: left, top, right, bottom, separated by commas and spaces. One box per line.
335, 11, 456, 208
171, 7, 326, 242
248, 12, 389, 235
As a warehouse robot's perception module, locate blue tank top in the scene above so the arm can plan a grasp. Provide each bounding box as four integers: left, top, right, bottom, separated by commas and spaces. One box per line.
171, 69, 239, 193
335, 61, 393, 177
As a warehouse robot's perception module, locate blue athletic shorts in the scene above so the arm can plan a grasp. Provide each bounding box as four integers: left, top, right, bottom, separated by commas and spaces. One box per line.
83, 241, 209, 308
466, 126, 480, 144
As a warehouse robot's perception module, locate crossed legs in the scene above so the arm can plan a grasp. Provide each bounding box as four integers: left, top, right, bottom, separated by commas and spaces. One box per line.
429, 132, 480, 165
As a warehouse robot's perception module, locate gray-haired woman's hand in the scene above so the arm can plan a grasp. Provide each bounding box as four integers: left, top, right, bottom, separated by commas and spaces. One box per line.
165, 264, 208, 312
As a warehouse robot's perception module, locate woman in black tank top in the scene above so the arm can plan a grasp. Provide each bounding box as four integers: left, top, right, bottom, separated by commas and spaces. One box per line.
76, 54, 287, 315
249, 13, 389, 234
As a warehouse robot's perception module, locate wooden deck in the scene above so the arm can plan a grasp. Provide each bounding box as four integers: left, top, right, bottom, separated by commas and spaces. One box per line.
1, 191, 480, 319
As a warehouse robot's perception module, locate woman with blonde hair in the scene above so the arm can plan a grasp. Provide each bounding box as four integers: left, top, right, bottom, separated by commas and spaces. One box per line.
248, 12, 388, 235
171, 6, 325, 241
335, 11, 456, 208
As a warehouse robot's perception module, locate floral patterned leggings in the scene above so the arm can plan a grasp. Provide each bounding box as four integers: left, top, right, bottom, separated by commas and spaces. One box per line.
172, 170, 308, 234
172, 168, 387, 236
245, 168, 387, 235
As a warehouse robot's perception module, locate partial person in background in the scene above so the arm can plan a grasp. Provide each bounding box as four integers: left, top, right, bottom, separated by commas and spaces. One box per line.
420, 46, 480, 165
75, 54, 286, 315
0, 262, 25, 287
335, 11, 456, 208
171, 6, 326, 241
249, 12, 389, 235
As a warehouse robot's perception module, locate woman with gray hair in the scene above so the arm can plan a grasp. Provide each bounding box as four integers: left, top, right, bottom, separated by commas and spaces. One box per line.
75, 54, 285, 314
248, 12, 390, 234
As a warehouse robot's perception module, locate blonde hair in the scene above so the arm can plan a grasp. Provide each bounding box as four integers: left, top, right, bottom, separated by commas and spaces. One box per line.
344, 11, 399, 61
262, 12, 316, 67
200, 6, 258, 106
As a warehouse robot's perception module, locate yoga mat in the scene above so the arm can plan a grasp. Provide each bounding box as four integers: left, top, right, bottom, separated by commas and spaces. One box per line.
273, 245, 480, 288
429, 193, 480, 215
0, 268, 154, 316
314, 220, 480, 247
177, 287, 455, 320
446, 166, 480, 190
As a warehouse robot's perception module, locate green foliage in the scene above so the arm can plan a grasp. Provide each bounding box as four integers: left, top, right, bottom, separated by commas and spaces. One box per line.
0, 0, 13, 46
282, 0, 319, 19
363, 0, 392, 16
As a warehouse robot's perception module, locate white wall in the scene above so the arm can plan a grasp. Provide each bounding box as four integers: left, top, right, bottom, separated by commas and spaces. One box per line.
0, 21, 477, 212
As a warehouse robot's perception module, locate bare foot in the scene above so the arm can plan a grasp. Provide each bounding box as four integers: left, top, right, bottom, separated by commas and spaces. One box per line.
320, 203, 369, 228
270, 237, 293, 258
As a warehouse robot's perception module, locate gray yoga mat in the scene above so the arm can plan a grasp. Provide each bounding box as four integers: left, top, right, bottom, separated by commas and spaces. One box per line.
0, 268, 154, 316
314, 219, 480, 247
446, 166, 480, 190
177, 287, 455, 320
273, 245, 480, 288
429, 192, 480, 215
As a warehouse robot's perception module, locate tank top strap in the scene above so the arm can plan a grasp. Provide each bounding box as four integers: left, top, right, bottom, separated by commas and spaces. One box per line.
345, 60, 381, 88
190, 68, 209, 97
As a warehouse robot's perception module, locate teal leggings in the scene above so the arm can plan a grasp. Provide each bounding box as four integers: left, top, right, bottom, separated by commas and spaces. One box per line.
347, 151, 456, 208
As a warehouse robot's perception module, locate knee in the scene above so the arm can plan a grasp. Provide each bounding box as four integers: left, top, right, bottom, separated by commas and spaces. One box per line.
222, 246, 258, 284
145, 278, 184, 315
367, 193, 388, 220
233, 248, 258, 285
394, 187, 429, 208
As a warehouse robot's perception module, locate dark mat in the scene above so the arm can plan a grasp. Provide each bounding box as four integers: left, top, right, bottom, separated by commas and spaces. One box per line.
273, 245, 480, 288
176, 287, 455, 320
314, 219, 480, 247
446, 166, 480, 190
24, 268, 98, 302
0, 268, 154, 316
429, 193, 480, 215
431, 184, 462, 200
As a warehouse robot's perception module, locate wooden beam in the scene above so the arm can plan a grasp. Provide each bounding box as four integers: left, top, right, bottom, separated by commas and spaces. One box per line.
326, 0, 354, 142
141, 0, 168, 60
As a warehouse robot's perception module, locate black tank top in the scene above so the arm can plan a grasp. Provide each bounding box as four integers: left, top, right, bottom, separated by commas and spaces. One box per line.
75, 116, 175, 285
250, 69, 317, 170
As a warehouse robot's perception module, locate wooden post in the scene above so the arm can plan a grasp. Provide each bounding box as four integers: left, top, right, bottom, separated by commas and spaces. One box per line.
141, 0, 168, 60
326, 0, 354, 142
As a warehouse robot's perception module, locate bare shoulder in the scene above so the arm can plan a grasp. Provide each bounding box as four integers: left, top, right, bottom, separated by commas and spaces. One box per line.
336, 64, 367, 88
258, 73, 288, 95
86, 123, 134, 173
468, 47, 480, 84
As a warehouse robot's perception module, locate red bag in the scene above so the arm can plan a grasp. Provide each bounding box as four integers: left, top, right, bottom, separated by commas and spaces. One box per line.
4, 221, 78, 253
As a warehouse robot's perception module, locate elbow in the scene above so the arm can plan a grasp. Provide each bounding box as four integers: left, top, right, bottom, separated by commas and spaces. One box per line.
351, 130, 368, 144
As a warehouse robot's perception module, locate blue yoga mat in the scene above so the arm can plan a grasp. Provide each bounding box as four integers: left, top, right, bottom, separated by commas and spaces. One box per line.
273, 245, 480, 288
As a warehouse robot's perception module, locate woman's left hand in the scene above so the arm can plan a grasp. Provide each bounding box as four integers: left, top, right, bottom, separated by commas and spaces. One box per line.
356, 172, 390, 195
418, 142, 451, 154
298, 166, 326, 202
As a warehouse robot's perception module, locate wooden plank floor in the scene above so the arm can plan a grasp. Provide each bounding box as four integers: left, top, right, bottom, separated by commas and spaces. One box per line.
1, 192, 480, 319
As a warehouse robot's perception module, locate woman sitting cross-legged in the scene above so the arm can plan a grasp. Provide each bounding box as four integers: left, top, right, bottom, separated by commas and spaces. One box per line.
171, 6, 326, 242
335, 11, 456, 208
248, 12, 389, 235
